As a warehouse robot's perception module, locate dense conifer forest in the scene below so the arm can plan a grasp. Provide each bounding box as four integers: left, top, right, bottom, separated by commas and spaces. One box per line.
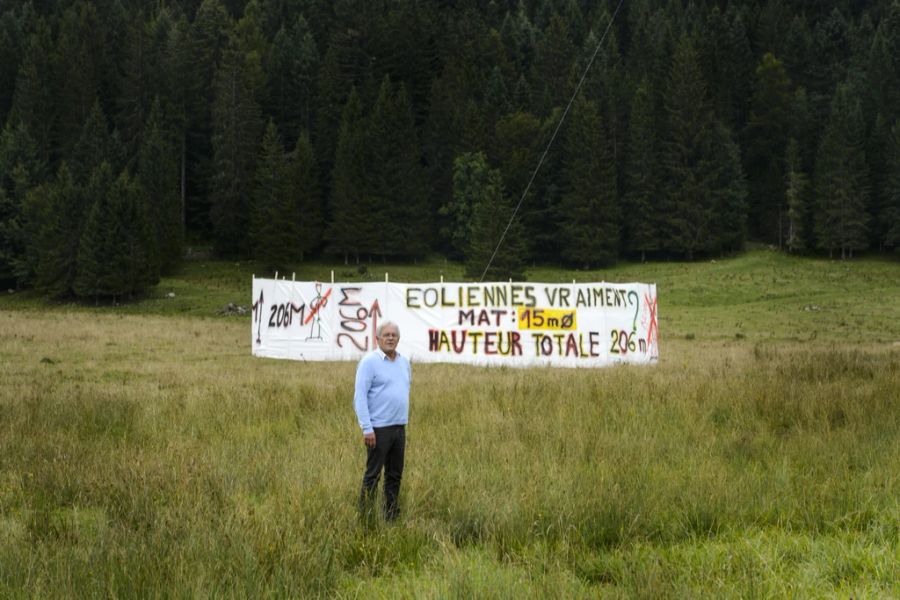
0, 0, 899, 297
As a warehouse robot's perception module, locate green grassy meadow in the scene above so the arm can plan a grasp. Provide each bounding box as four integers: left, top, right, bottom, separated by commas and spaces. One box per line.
1, 250, 898, 597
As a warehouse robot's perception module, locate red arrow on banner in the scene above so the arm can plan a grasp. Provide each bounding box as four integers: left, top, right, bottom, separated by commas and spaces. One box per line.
370, 299, 382, 349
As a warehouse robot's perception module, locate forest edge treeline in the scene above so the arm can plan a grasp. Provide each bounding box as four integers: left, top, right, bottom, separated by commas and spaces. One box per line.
0, 0, 899, 301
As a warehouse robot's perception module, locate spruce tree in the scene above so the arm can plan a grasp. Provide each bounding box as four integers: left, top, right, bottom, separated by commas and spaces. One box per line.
326, 88, 368, 264
708, 121, 748, 254
15, 181, 52, 289
250, 120, 293, 269
70, 100, 122, 184
75, 167, 158, 300
582, 18, 626, 164
377, 0, 440, 119
424, 67, 467, 249
421, 8, 501, 228
789, 87, 817, 173
458, 152, 526, 281
361, 77, 429, 259
289, 130, 323, 261
190, 0, 232, 124
119, 171, 159, 297
186, 0, 233, 235
0, 7, 24, 124
882, 119, 900, 252
499, 3, 536, 76
491, 111, 544, 258
743, 53, 793, 246
562, 0, 586, 46
628, 7, 674, 108
530, 13, 575, 116
439, 156, 475, 261
365, 76, 405, 258
117, 7, 177, 158
720, 8, 754, 129
0, 120, 45, 285
866, 3, 900, 124
0, 187, 17, 284
559, 94, 618, 268
814, 83, 870, 259
210, 39, 264, 257
511, 74, 532, 112
483, 66, 511, 131
233, 1, 270, 80
72, 163, 115, 300
390, 83, 430, 258
6, 19, 55, 166
315, 20, 377, 173
268, 16, 319, 146
755, 0, 792, 58
117, 14, 154, 156
30, 163, 90, 297
698, 7, 729, 123
0, 120, 46, 199
162, 11, 197, 237
866, 114, 891, 250
460, 99, 487, 156
784, 15, 813, 92
138, 98, 182, 272
623, 80, 661, 262
314, 40, 350, 173
807, 9, 850, 125
662, 35, 716, 259
784, 138, 811, 253
54, 1, 105, 159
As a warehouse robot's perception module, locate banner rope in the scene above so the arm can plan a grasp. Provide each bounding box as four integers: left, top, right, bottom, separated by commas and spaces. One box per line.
479, 0, 626, 282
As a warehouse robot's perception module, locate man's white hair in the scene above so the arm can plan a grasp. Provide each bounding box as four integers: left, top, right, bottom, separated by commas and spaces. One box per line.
376, 321, 400, 337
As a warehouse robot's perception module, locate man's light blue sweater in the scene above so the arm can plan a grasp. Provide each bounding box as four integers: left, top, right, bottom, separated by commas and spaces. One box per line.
353, 349, 411, 434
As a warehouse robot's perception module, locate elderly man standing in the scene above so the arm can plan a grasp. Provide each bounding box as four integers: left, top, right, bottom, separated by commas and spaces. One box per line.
354, 321, 411, 522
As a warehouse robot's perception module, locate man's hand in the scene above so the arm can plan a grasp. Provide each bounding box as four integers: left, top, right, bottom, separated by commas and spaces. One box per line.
364, 432, 376, 448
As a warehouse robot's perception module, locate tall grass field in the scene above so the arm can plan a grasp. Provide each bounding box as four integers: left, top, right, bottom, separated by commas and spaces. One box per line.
1, 250, 898, 597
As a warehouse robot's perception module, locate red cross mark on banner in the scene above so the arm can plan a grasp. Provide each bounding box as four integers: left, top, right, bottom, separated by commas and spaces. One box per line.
303, 287, 333, 325
644, 291, 658, 357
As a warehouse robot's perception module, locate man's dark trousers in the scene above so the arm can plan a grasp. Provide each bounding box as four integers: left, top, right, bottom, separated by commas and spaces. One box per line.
360, 425, 405, 521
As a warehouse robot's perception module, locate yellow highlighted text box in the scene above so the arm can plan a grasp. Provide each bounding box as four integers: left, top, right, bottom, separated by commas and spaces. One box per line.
517, 307, 577, 330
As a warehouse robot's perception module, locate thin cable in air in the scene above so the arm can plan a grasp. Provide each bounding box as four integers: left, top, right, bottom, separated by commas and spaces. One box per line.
479, 0, 626, 282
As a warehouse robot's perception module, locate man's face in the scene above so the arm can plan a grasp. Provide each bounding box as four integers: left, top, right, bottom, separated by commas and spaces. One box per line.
377, 325, 400, 355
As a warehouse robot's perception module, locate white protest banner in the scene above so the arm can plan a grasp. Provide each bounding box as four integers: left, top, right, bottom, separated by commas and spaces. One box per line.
251, 279, 658, 367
